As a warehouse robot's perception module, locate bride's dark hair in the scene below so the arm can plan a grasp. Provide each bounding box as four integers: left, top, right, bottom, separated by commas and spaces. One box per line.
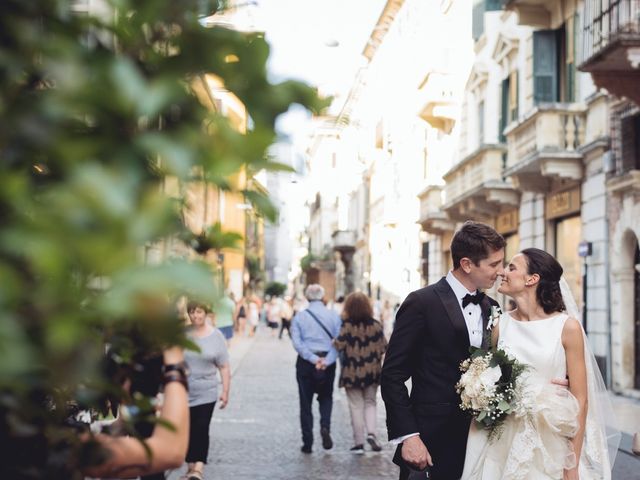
521, 248, 566, 314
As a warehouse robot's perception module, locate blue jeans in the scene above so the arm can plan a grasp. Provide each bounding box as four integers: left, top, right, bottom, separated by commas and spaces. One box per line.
296, 356, 335, 448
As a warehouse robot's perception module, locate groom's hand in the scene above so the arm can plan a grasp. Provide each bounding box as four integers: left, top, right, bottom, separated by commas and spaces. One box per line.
401, 435, 433, 471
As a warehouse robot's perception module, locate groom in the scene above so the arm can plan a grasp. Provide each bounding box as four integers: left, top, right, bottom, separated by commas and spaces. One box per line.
381, 221, 506, 480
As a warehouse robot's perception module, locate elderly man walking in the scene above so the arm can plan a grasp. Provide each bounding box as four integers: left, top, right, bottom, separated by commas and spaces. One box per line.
291, 284, 342, 454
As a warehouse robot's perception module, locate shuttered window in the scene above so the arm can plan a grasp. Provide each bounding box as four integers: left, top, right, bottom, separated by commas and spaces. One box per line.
499, 77, 509, 142
472, 0, 485, 40
533, 30, 559, 104
509, 71, 519, 121
485, 0, 503, 10
620, 113, 640, 172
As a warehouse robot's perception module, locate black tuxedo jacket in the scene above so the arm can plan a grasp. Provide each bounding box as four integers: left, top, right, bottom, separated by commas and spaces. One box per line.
380, 277, 500, 480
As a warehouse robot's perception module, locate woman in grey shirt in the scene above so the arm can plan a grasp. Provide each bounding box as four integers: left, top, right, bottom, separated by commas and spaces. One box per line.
183, 301, 230, 480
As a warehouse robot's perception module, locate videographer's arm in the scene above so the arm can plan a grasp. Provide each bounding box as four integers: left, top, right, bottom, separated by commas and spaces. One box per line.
83, 347, 189, 479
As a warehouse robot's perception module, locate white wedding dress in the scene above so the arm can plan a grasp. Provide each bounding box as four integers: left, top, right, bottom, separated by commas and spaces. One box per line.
461, 312, 615, 480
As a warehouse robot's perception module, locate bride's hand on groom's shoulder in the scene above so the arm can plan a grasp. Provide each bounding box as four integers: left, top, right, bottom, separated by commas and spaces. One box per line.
401, 435, 433, 471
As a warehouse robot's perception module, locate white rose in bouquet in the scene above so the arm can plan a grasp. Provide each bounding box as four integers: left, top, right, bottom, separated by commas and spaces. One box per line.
479, 365, 502, 394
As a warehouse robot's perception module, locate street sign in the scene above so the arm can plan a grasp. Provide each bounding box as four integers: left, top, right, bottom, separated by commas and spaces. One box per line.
578, 241, 592, 258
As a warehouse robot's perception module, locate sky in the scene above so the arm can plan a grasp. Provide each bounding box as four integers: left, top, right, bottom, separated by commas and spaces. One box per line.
257, 0, 387, 141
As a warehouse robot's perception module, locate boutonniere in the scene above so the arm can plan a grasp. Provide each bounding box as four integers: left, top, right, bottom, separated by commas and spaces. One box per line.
486, 305, 502, 331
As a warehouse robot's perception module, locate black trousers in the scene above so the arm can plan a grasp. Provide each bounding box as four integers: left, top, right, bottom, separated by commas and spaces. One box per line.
295, 356, 335, 448
279, 319, 291, 338
186, 401, 216, 463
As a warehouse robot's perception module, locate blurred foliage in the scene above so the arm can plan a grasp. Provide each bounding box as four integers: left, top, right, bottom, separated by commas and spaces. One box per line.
245, 253, 265, 291
0, 0, 325, 478
264, 281, 287, 297
300, 253, 319, 272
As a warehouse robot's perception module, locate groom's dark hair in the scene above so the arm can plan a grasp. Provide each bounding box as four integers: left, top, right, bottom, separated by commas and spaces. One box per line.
451, 221, 506, 269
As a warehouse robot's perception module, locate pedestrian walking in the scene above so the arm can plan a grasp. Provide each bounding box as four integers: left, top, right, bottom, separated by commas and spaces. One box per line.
182, 301, 231, 480
267, 296, 282, 337
334, 292, 387, 454
290, 284, 342, 454
380, 299, 394, 340
215, 292, 235, 347
235, 296, 248, 336
247, 295, 261, 337
278, 296, 293, 339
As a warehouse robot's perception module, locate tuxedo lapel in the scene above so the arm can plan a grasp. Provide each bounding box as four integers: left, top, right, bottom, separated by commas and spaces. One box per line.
434, 278, 470, 351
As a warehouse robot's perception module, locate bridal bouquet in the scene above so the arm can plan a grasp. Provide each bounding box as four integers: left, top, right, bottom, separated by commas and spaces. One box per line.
455, 347, 527, 436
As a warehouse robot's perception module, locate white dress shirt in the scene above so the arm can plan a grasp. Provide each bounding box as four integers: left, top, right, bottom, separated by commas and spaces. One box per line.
445, 270, 483, 349
390, 272, 483, 445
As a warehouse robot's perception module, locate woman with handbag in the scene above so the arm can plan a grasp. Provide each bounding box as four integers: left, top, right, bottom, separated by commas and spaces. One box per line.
334, 292, 387, 454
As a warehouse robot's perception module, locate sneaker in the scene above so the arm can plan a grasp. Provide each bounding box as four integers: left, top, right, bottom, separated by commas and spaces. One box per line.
300, 444, 312, 454
349, 444, 365, 454
367, 433, 382, 452
320, 427, 333, 450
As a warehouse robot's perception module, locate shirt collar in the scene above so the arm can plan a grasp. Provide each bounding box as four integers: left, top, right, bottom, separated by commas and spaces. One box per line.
446, 270, 478, 304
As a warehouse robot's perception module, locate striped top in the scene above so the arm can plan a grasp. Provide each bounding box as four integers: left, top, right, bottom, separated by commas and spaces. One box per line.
334, 317, 387, 388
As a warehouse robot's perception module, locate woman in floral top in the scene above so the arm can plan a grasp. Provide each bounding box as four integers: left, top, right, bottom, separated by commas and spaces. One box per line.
334, 292, 388, 454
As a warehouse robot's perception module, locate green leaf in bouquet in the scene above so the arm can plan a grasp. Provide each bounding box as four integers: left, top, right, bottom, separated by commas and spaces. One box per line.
497, 400, 511, 412
477, 411, 487, 421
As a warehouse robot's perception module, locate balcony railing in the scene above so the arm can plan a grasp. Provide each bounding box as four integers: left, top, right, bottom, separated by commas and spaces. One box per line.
581, 0, 640, 66
506, 104, 586, 168
504, 104, 586, 190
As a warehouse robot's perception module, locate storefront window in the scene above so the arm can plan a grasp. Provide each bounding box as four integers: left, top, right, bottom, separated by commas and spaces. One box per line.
555, 216, 582, 312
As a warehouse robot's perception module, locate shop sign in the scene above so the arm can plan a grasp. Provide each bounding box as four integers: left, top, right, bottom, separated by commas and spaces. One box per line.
496, 209, 519, 235
546, 187, 581, 220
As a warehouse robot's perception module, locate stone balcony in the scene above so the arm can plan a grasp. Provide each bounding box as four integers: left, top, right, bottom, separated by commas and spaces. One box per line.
442, 144, 519, 221
504, 103, 587, 191
503, 0, 570, 28
417, 72, 458, 134
418, 185, 455, 235
579, 0, 640, 104
332, 230, 356, 253
607, 169, 640, 195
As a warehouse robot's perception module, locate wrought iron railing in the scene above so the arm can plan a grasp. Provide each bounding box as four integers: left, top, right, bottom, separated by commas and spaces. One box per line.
581, 0, 640, 64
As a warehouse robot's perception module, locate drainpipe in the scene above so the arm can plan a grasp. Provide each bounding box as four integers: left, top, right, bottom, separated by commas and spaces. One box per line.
604, 167, 613, 390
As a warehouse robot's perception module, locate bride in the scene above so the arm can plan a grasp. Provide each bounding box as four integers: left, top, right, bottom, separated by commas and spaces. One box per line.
462, 248, 620, 480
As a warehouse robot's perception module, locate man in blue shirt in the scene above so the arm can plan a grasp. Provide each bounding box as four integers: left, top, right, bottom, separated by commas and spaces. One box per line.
291, 284, 342, 454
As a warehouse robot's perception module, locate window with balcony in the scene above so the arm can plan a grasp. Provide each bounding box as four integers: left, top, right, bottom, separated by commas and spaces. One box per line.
533, 17, 578, 104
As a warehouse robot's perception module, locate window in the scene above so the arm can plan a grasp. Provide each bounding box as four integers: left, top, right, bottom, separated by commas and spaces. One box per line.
478, 100, 485, 146
533, 17, 577, 104
499, 73, 517, 141
620, 113, 640, 172
472, 0, 502, 41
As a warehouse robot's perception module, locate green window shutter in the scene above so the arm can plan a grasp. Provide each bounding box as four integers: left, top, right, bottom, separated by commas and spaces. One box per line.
511, 71, 519, 121
565, 15, 577, 102
485, 0, 503, 11
499, 77, 509, 142
533, 30, 558, 104
472, 0, 485, 41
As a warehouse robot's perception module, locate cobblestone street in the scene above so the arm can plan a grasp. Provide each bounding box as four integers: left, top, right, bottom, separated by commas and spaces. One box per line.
168, 329, 398, 480
168, 329, 640, 480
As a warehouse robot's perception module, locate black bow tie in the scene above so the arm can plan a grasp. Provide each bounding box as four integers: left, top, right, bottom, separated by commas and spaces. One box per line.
462, 292, 485, 308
